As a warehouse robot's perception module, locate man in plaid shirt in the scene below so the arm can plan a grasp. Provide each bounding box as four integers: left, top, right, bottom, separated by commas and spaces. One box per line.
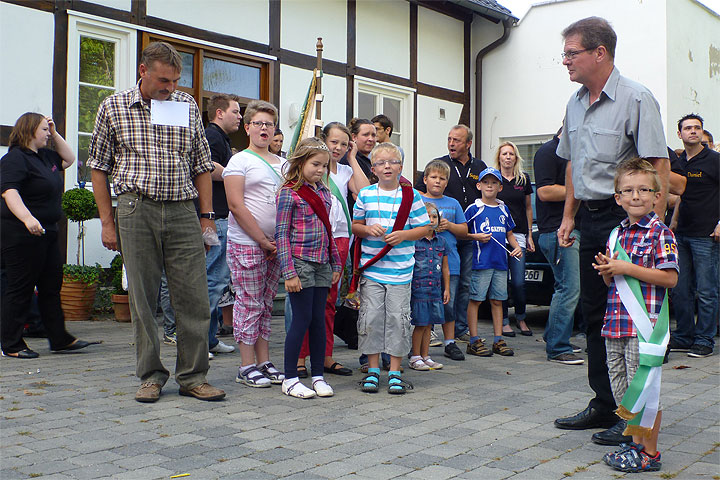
88, 42, 225, 403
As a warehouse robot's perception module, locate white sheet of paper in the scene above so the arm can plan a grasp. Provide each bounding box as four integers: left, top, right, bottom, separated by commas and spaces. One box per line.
150, 100, 190, 128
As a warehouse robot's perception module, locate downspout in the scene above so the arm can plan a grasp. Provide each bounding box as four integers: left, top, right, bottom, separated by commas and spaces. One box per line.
475, 19, 512, 159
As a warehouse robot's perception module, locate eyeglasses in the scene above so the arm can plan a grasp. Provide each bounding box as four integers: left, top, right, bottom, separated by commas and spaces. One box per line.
616, 188, 656, 197
561, 48, 594, 60
372, 159, 403, 168
249, 121, 275, 129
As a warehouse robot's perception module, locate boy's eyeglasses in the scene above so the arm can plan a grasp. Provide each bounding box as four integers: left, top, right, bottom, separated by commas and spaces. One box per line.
249, 121, 275, 129
616, 188, 656, 197
372, 159, 402, 167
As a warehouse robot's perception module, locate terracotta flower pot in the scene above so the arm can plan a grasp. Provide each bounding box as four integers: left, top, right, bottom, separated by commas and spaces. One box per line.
60, 278, 97, 321
112, 294, 131, 322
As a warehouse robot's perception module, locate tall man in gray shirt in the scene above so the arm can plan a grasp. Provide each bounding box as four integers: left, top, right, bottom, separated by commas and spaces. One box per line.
553, 17, 672, 446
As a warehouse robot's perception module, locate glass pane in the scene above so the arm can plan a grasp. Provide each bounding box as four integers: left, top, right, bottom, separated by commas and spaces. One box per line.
77, 134, 91, 184
382, 97, 401, 132
79, 36, 115, 87
179, 51, 194, 88
358, 92, 376, 120
203, 57, 260, 98
78, 85, 115, 133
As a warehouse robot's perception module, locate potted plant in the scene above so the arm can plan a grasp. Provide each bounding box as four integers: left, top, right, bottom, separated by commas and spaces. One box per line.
110, 254, 131, 322
60, 186, 100, 321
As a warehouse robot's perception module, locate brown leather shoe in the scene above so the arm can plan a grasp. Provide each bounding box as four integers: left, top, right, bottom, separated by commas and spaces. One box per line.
135, 382, 162, 403
179, 383, 226, 401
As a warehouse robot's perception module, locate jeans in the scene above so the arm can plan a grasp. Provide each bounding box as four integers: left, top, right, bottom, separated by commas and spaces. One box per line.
454, 240, 474, 336
158, 272, 176, 337
502, 247, 527, 325
671, 235, 719, 349
205, 218, 230, 349
117, 193, 210, 389
538, 231, 580, 358
579, 201, 626, 413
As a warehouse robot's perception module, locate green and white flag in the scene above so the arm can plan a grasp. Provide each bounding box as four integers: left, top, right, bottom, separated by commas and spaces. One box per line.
608, 227, 669, 437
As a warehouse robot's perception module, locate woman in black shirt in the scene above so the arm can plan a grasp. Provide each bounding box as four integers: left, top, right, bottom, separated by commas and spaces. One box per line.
494, 142, 534, 337
1, 113, 90, 358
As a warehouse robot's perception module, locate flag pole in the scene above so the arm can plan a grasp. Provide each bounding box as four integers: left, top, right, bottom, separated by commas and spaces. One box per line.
315, 37, 323, 137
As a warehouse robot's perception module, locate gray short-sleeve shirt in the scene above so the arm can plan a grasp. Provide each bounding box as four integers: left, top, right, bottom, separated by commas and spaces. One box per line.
556, 67, 668, 201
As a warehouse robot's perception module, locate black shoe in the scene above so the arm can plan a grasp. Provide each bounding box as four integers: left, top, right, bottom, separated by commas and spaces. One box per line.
688, 344, 713, 358
502, 329, 516, 338
217, 325, 233, 337
554, 405, 618, 430
1, 348, 39, 359
592, 420, 633, 446
51, 340, 91, 352
444, 342, 465, 361
668, 338, 691, 352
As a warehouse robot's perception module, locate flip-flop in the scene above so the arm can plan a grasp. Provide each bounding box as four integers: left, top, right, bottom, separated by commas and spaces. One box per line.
324, 362, 352, 376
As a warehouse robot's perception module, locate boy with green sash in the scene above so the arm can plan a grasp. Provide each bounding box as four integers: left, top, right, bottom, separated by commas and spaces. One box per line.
592, 158, 678, 473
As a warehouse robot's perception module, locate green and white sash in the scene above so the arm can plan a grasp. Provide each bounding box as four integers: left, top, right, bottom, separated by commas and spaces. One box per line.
608, 226, 669, 437
326, 173, 352, 236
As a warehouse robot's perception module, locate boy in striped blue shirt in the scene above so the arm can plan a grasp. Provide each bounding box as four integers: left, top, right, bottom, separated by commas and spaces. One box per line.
352, 143, 430, 394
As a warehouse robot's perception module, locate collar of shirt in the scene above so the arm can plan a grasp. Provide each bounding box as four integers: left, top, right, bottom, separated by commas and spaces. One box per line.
620, 211, 659, 231
127, 81, 184, 109
207, 122, 230, 143
576, 66, 620, 104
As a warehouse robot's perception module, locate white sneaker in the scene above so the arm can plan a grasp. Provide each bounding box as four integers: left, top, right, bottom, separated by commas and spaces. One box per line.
208, 351, 215, 360
282, 379, 316, 399
312, 378, 334, 397
429, 330, 443, 347
423, 357, 444, 370
210, 340, 235, 354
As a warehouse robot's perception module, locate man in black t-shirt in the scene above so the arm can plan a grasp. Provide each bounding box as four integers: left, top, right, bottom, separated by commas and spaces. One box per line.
534, 132, 583, 365
204, 94, 242, 356
669, 114, 719, 359
415, 125, 487, 341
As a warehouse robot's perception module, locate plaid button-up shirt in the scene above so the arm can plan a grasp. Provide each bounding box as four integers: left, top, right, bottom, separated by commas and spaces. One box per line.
275, 182, 341, 280
602, 213, 678, 338
87, 83, 213, 201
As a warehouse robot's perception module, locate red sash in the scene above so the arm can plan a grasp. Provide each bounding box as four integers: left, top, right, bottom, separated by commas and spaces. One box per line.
293, 183, 334, 244
347, 177, 414, 295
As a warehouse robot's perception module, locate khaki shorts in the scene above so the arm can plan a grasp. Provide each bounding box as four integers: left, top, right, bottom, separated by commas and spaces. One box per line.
606, 336, 662, 410
357, 277, 412, 357
293, 257, 332, 289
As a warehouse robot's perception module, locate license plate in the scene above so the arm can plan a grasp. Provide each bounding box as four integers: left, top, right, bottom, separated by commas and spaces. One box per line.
525, 269, 543, 282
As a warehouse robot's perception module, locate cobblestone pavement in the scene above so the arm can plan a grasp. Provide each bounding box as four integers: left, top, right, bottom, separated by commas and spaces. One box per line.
1, 312, 718, 479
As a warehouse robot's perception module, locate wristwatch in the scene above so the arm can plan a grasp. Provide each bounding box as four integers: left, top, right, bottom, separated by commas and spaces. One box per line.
199, 212, 216, 220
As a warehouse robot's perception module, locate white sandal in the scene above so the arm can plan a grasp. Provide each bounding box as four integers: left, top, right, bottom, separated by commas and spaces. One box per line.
423, 357, 444, 370
409, 357, 430, 371
282, 379, 316, 399
312, 378, 334, 397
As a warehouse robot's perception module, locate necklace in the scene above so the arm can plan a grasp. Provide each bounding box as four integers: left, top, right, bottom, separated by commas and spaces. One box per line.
452, 156, 473, 204
375, 185, 401, 230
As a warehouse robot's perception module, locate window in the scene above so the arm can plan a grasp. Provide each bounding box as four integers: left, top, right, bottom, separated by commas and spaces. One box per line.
67, 17, 136, 188
355, 77, 414, 177
499, 136, 554, 184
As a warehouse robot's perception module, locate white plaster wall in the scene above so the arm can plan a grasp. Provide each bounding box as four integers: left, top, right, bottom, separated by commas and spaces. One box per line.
356, 0, 410, 79
666, 0, 720, 150
67, 220, 117, 269
417, 6, 464, 92
0, 3, 54, 125
479, 0, 672, 162
146, 0, 269, 45
82, 0, 131, 11
278, 64, 347, 144
416, 95, 464, 172
281, 0, 346, 63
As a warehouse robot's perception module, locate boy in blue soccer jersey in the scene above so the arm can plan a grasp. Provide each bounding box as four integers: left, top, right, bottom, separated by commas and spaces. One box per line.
464, 168, 523, 357
352, 143, 430, 394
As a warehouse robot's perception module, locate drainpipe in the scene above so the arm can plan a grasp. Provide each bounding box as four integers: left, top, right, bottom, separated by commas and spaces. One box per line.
475, 19, 512, 159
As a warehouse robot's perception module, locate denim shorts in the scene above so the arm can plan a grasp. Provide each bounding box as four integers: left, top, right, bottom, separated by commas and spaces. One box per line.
293, 257, 332, 289
469, 269, 507, 301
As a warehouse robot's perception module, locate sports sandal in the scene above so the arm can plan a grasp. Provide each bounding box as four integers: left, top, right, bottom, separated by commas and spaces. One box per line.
611, 445, 661, 472
235, 365, 271, 388
603, 442, 641, 466
282, 379, 316, 399
360, 373, 379, 393
387, 373, 413, 395
258, 362, 285, 384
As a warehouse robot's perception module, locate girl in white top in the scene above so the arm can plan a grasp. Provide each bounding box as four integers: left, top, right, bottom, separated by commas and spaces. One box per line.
293, 122, 369, 377
224, 100, 286, 388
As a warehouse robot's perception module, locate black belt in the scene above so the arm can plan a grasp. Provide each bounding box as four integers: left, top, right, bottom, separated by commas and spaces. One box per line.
583, 197, 616, 211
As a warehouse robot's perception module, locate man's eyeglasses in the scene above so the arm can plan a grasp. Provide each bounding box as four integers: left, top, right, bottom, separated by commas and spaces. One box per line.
616, 188, 656, 197
561, 48, 594, 60
249, 121, 275, 129
372, 159, 403, 168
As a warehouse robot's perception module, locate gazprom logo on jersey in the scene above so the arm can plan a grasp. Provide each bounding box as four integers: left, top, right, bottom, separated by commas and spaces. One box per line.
480, 217, 505, 233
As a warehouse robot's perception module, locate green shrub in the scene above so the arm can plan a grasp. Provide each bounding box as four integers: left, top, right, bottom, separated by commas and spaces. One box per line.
61, 188, 97, 222
63, 264, 101, 285
109, 254, 126, 294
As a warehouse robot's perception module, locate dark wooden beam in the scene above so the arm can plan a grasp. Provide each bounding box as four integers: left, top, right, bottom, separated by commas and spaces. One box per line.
417, 82, 465, 104
53, 0, 70, 263
410, 2, 418, 172
279, 49, 346, 78
355, 67, 412, 88
269, 0, 281, 108
460, 18, 471, 125
346, 0, 356, 123
69, 0, 134, 23
1, 0, 54, 12
131, 0, 146, 26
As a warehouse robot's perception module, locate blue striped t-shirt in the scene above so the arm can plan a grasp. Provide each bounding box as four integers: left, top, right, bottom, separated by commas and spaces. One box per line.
353, 184, 430, 284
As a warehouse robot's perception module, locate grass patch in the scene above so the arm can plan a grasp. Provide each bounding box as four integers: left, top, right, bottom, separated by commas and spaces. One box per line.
660, 472, 678, 479
17, 431, 32, 436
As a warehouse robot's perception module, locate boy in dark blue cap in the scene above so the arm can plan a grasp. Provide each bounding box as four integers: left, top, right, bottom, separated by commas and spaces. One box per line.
464, 168, 523, 357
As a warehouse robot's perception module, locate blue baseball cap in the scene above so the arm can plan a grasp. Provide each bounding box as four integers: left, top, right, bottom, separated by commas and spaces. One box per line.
478, 167, 502, 183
